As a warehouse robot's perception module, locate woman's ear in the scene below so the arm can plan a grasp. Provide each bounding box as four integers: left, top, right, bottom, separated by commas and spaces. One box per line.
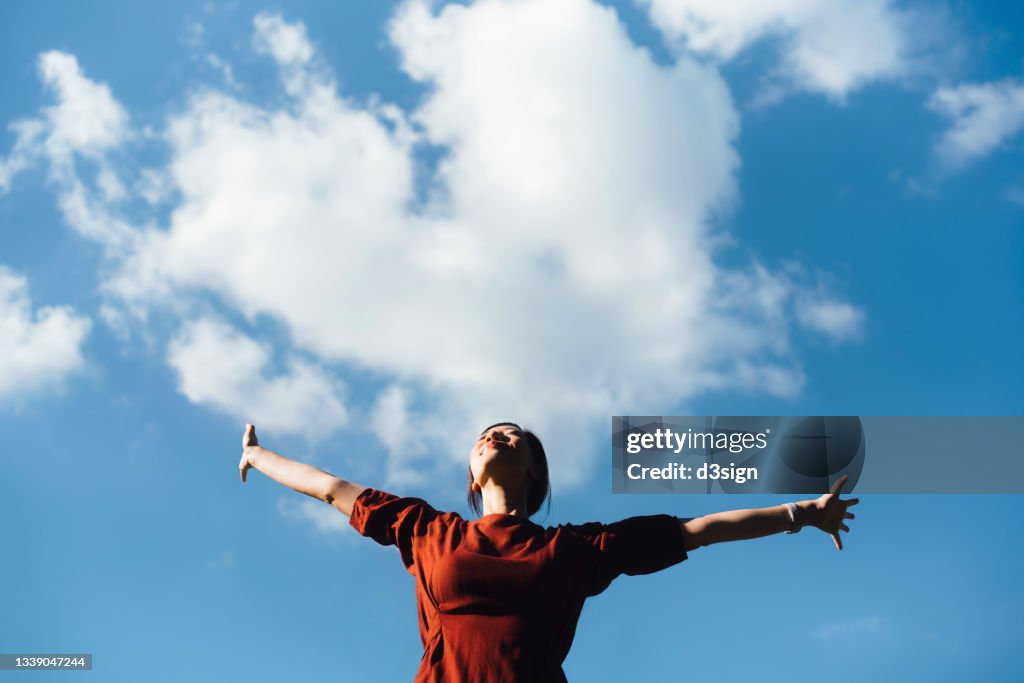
471, 480, 482, 494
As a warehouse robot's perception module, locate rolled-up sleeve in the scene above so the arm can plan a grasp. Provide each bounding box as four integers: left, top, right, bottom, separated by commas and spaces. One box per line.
564, 514, 688, 596
349, 488, 440, 570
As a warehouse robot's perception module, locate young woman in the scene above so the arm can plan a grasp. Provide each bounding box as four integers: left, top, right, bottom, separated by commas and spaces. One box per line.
238, 421, 857, 682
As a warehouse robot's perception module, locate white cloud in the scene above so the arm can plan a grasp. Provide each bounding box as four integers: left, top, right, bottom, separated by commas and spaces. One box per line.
0, 50, 135, 247
1, 48, 131, 193
252, 12, 328, 100
167, 318, 348, 439
3, 2, 863, 493
277, 497, 349, 535
0, 119, 45, 193
253, 12, 314, 66
36, 51, 130, 162
928, 78, 1024, 170
796, 295, 865, 342
370, 385, 428, 487
640, 0, 917, 103
369, 384, 477, 487
205, 53, 241, 90
135, 167, 175, 206
0, 267, 91, 401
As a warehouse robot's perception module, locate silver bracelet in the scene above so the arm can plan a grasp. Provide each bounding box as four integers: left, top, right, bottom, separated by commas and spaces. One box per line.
784, 502, 802, 534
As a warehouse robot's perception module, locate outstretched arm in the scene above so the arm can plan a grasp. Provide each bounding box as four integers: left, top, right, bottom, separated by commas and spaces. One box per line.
681, 475, 859, 552
238, 424, 368, 516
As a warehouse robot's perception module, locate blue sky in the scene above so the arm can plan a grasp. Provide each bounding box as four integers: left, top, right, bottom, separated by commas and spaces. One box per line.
1, 1, 1022, 681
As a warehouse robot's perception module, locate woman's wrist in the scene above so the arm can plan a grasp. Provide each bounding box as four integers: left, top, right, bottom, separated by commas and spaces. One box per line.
244, 445, 264, 469
796, 500, 821, 529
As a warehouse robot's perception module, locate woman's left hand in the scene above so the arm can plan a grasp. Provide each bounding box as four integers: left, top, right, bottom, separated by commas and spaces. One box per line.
809, 474, 859, 551
239, 423, 259, 483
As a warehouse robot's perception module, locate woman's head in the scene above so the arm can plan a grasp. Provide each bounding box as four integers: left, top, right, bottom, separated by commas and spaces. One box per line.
467, 422, 551, 517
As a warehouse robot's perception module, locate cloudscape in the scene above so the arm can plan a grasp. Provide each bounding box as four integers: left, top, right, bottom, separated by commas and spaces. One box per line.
2, 2, 1021, 681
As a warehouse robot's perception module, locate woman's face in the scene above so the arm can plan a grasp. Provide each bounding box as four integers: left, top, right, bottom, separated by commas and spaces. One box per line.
469, 423, 534, 491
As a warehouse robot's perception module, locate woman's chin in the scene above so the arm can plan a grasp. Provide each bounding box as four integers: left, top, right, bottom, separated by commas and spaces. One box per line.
478, 457, 529, 482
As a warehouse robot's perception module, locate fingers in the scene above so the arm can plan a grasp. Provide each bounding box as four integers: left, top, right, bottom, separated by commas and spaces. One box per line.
821, 488, 856, 551
827, 520, 851, 551
829, 474, 849, 495
240, 465, 247, 483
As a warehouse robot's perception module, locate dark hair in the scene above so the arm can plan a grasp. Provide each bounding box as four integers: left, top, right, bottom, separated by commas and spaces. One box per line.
467, 422, 551, 518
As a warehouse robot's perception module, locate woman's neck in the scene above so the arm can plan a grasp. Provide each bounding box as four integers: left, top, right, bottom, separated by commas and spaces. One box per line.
479, 479, 530, 517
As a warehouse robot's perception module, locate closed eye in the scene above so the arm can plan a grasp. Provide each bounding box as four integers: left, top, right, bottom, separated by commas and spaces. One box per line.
478, 427, 522, 439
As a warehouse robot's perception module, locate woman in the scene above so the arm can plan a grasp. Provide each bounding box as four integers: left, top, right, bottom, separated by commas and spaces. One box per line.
238, 421, 857, 682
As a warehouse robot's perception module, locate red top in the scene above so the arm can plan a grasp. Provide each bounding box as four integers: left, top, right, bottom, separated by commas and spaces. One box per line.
350, 488, 688, 682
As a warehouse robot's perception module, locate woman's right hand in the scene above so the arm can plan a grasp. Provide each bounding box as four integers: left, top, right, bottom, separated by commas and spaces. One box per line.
239, 423, 259, 482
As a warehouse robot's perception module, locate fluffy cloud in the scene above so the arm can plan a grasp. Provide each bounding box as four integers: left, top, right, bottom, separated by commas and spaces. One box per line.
35, 50, 130, 163
0, 50, 135, 247
167, 318, 348, 439
0, 120, 45, 193
796, 296, 864, 342
928, 78, 1024, 170
640, 0, 917, 103
252, 12, 314, 66
2, 1, 863, 492
0, 267, 91, 401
